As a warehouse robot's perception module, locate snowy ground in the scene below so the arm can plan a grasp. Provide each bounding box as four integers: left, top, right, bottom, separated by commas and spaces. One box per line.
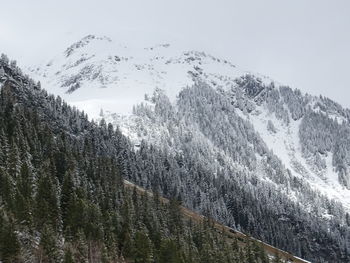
28, 34, 350, 213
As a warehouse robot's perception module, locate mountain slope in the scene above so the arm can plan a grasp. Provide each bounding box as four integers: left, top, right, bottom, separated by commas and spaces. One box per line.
26, 35, 350, 262
124, 178, 311, 263
0, 54, 288, 263
30, 34, 350, 210
30, 34, 272, 118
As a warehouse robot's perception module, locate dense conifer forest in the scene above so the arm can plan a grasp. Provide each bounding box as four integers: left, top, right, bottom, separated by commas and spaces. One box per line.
0, 56, 279, 262
1, 54, 350, 262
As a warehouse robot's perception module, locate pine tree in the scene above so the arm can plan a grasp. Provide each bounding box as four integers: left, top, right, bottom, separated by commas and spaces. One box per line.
0, 168, 14, 210
35, 172, 60, 231
133, 231, 153, 263
61, 172, 75, 232
38, 224, 60, 263
0, 219, 20, 262
158, 239, 182, 263
168, 198, 183, 235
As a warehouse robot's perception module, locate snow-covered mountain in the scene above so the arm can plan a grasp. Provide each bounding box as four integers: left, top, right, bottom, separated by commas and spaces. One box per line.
30, 34, 350, 214
22, 34, 350, 261
30, 34, 271, 118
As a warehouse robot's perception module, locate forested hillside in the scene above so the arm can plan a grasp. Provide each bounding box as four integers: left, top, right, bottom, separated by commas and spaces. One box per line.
0, 56, 283, 262
2, 52, 350, 262
33, 35, 350, 212
122, 81, 350, 263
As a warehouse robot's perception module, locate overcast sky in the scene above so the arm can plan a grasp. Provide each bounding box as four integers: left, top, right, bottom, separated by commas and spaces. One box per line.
1, 0, 349, 107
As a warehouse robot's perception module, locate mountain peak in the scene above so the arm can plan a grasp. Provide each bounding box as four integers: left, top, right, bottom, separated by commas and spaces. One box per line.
30, 35, 256, 118
64, 34, 113, 57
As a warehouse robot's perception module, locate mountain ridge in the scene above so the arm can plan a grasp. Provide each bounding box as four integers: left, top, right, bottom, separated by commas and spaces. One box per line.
29, 34, 274, 118
20, 35, 350, 262
0, 51, 316, 263
29, 34, 350, 209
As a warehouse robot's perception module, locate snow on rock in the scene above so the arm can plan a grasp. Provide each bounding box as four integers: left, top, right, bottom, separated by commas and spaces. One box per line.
30, 34, 261, 118
246, 103, 350, 211
28, 34, 350, 213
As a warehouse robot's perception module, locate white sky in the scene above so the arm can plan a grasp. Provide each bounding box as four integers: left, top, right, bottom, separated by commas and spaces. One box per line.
1, 0, 350, 107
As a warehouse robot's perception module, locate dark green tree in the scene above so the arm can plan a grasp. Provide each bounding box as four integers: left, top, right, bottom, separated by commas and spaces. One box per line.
0, 219, 20, 262
158, 239, 182, 263
35, 173, 60, 231
133, 231, 153, 263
